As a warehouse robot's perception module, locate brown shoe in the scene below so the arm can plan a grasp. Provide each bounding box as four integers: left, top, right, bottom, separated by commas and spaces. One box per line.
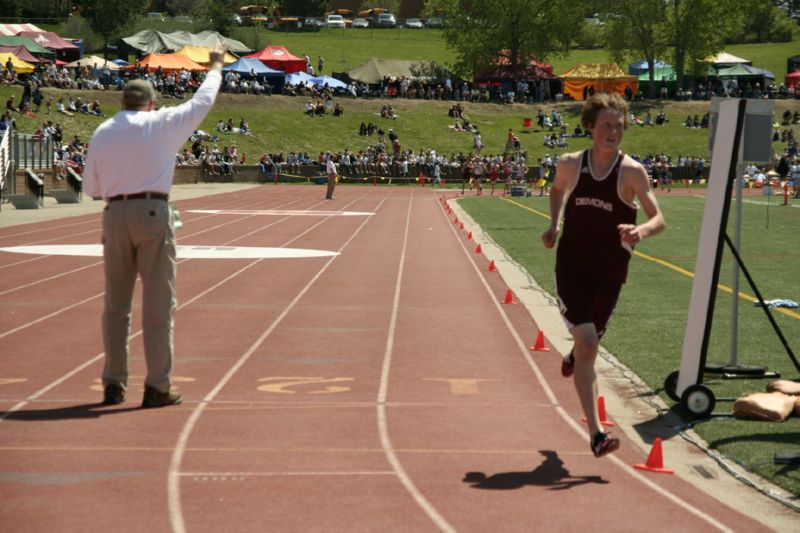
103, 383, 126, 405
141, 386, 182, 408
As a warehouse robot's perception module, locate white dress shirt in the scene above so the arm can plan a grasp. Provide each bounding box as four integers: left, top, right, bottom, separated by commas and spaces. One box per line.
83, 71, 222, 199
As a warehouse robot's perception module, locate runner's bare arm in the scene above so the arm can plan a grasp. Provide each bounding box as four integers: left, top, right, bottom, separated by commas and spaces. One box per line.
541, 152, 580, 248
617, 160, 666, 245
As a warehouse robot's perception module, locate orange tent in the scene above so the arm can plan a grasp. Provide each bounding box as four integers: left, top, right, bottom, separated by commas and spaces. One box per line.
135, 53, 207, 72
560, 63, 638, 101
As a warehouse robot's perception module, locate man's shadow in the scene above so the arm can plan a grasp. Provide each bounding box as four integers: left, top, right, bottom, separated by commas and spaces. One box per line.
463, 450, 608, 490
1, 402, 141, 421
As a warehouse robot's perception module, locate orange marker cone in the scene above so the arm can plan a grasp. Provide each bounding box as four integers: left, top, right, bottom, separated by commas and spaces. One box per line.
634, 438, 674, 474
502, 288, 515, 304
530, 330, 549, 351
467, 231, 473, 240
487, 260, 497, 272
475, 244, 482, 254
582, 395, 615, 427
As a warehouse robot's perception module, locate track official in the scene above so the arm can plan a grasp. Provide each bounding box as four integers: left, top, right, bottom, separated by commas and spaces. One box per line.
83, 45, 227, 408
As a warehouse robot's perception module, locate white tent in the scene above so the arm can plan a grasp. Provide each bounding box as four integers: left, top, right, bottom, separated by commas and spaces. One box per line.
0, 23, 43, 36
66, 55, 121, 70
705, 52, 751, 66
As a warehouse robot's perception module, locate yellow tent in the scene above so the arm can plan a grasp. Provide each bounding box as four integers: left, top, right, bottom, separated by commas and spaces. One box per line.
174, 45, 237, 65
560, 63, 638, 101
0, 51, 34, 74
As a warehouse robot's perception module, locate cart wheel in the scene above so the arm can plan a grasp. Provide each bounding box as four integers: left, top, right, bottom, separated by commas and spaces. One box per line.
680, 384, 716, 419
664, 370, 680, 402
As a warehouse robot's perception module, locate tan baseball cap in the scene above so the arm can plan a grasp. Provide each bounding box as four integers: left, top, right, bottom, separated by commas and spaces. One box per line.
122, 79, 156, 107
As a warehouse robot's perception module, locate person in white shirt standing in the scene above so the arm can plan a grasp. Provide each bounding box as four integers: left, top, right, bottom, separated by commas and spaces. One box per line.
83, 45, 227, 408
325, 153, 337, 199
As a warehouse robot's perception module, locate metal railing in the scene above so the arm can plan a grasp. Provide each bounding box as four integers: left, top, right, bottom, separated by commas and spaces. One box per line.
13, 132, 53, 173
0, 127, 10, 209
66, 167, 83, 201
24, 169, 45, 208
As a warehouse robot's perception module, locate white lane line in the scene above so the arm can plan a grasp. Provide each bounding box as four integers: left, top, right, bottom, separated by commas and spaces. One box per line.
377, 191, 456, 533
190, 209, 375, 217
446, 199, 733, 533
167, 193, 387, 533
1, 244, 339, 260
180, 471, 395, 477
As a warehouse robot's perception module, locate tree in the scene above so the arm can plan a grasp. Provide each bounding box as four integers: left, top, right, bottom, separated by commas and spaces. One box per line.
80, 0, 149, 53
203, 0, 233, 34
359, 0, 399, 15
279, 0, 329, 17
599, 0, 668, 99
0, 0, 22, 19
436, 0, 584, 79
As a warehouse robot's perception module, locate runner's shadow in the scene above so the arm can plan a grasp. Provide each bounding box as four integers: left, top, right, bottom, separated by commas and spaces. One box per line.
463, 450, 608, 490
0, 403, 141, 421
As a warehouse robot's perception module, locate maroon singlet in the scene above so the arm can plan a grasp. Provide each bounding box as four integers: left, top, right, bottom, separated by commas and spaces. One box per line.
556, 149, 637, 284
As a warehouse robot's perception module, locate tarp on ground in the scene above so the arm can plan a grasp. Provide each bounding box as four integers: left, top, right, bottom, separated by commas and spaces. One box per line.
174, 45, 237, 65
560, 63, 638, 100
135, 53, 208, 72
785, 70, 800, 90
65, 55, 122, 70
223, 56, 285, 92
245, 46, 307, 73
0, 23, 43, 36
705, 52, 751, 66
0, 36, 55, 57
0, 52, 34, 74
122, 30, 250, 55
0, 45, 43, 64
345, 58, 452, 83
628, 58, 671, 75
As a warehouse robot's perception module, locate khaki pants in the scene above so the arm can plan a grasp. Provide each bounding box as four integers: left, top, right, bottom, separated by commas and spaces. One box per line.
326, 172, 336, 199
101, 199, 176, 393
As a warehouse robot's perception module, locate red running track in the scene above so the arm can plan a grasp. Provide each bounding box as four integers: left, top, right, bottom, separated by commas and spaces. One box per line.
0, 185, 773, 532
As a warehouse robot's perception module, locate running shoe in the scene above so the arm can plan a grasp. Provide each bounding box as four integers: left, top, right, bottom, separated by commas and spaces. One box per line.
102, 383, 125, 405
591, 432, 620, 458
561, 351, 575, 378
141, 386, 182, 408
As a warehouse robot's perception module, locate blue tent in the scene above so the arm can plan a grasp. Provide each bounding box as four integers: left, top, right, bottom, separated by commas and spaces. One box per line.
111, 58, 130, 67
628, 59, 671, 75
310, 75, 347, 90
286, 71, 314, 85
224, 56, 285, 92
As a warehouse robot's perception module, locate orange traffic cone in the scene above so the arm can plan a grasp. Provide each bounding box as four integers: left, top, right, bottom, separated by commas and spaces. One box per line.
502, 288, 515, 304
529, 330, 549, 351
487, 260, 497, 272
475, 244, 482, 254
467, 231, 473, 240
634, 438, 674, 474
582, 395, 615, 427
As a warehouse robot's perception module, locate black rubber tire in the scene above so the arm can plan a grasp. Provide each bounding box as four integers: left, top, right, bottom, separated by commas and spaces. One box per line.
681, 384, 716, 419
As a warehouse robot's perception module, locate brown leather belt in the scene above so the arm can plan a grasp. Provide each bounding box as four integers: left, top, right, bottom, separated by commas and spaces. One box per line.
107, 192, 168, 202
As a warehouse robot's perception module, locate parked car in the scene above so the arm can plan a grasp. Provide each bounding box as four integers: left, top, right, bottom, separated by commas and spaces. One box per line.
303, 17, 324, 30
231, 13, 242, 26
352, 17, 369, 28
174, 15, 192, 24
376, 13, 397, 28
404, 18, 423, 28
425, 17, 443, 28
326, 14, 345, 28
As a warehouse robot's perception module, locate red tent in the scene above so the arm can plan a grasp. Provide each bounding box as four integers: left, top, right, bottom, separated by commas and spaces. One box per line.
786, 70, 800, 90
135, 53, 207, 72
15, 31, 80, 61
245, 46, 306, 74
0, 45, 43, 63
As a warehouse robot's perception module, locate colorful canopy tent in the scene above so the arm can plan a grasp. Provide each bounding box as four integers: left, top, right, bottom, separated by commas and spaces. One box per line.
705, 52, 751, 66
112, 59, 130, 67
223, 57, 285, 92
344, 58, 452, 83
65, 55, 122, 70
0, 36, 55, 58
637, 67, 676, 81
0, 45, 43, 64
0, 23, 43, 36
628, 59, 671, 75
637, 67, 677, 98
16, 31, 80, 61
560, 63, 638, 101
122, 30, 250, 55
788, 56, 800, 76
174, 45, 238, 65
0, 52, 34, 74
474, 63, 555, 83
489, 53, 553, 75
246, 46, 307, 73
135, 53, 207, 72
786, 70, 800, 90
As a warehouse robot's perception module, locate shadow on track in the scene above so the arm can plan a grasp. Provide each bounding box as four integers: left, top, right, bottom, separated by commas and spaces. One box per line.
463, 450, 608, 490
1, 402, 142, 421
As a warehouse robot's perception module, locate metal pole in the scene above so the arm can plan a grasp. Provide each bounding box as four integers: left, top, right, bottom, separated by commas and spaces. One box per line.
730, 159, 743, 366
